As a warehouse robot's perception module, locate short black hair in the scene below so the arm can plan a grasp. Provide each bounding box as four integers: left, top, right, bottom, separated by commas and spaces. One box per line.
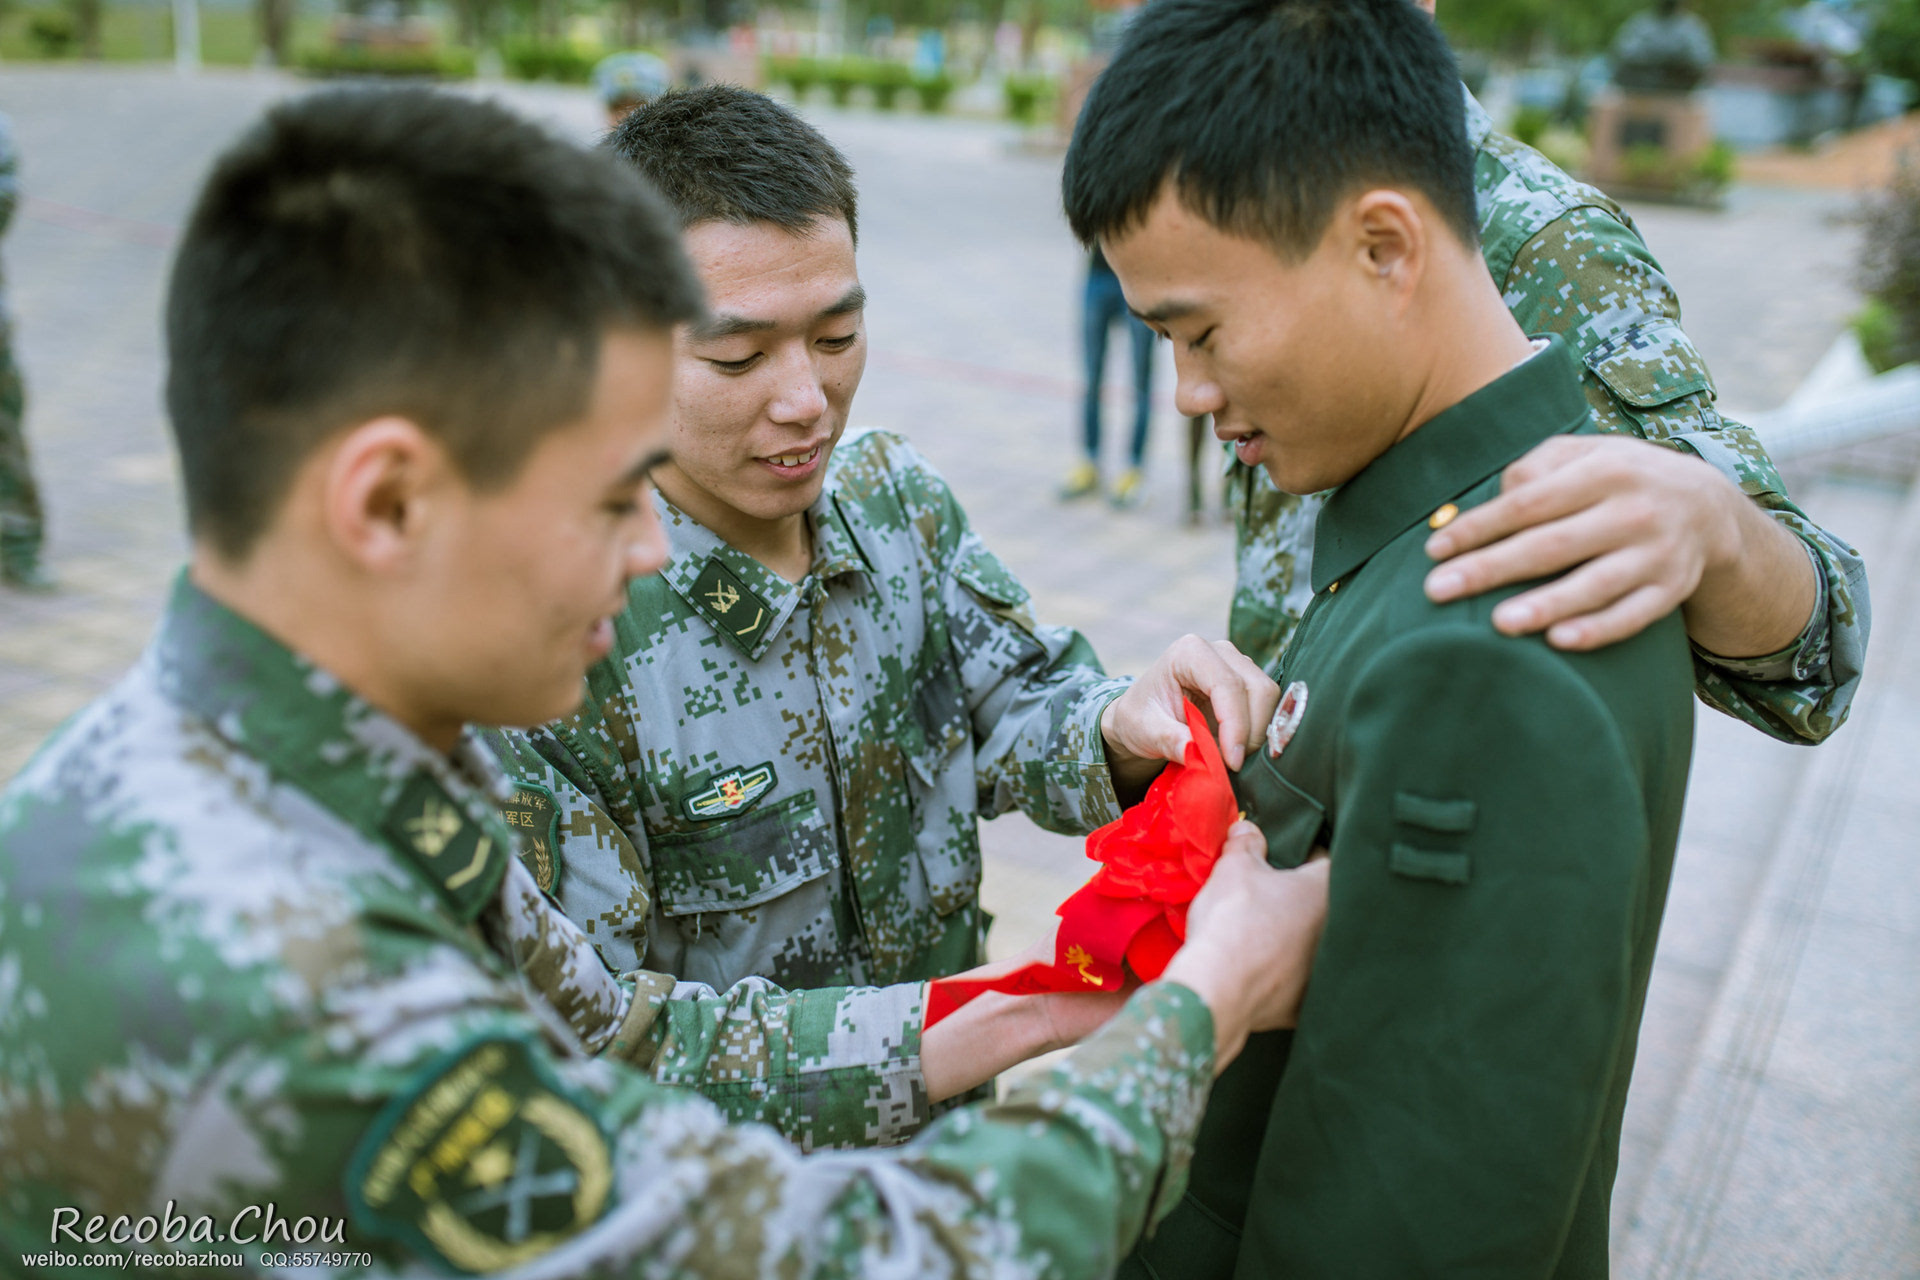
166, 86, 703, 561
1064, 0, 1478, 259
605, 86, 858, 244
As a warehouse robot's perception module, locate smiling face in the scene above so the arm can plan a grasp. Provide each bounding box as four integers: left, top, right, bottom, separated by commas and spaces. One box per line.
1102, 186, 1423, 496
406, 327, 676, 732
653, 215, 866, 542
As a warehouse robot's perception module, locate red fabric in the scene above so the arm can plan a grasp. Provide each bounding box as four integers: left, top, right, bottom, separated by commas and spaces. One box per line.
925, 699, 1237, 1028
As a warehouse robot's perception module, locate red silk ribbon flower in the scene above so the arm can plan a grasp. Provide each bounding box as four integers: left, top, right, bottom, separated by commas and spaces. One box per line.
925, 699, 1237, 1027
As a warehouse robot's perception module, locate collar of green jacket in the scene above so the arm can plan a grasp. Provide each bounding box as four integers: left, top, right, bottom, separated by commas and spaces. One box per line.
153, 572, 519, 920
654, 466, 878, 661
1461, 84, 1495, 150
1311, 334, 1589, 594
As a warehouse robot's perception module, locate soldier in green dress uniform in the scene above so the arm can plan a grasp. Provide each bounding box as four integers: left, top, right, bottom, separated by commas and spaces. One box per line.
1067, 0, 1698, 1275
1227, 0, 1868, 748
0, 86, 1335, 1278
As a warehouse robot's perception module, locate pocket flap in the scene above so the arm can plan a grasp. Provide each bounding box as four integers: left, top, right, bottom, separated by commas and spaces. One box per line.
1233, 757, 1328, 870
953, 540, 1032, 610
1585, 319, 1715, 408
648, 791, 836, 916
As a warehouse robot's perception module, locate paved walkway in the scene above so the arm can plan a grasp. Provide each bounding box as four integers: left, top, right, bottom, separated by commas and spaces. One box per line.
0, 67, 1912, 1276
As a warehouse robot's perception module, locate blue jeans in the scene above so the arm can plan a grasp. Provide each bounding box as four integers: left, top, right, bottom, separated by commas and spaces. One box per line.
1082, 264, 1154, 468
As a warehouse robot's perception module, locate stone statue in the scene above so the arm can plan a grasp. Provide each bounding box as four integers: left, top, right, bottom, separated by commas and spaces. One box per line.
1611, 0, 1717, 94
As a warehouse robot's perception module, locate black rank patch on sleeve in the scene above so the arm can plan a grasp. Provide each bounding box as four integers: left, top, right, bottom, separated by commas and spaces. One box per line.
345, 1037, 614, 1274
501, 779, 563, 895
381, 773, 510, 921
689, 557, 772, 655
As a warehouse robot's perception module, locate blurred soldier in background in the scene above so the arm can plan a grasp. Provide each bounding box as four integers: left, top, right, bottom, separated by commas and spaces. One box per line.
0, 110, 52, 593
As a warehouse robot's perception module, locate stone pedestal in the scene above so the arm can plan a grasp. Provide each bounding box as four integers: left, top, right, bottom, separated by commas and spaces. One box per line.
1586, 88, 1715, 191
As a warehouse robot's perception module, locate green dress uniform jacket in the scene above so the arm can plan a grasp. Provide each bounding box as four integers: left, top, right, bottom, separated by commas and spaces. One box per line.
494, 428, 1128, 992
0, 576, 1218, 1278
1130, 339, 1696, 1280
1227, 89, 1868, 746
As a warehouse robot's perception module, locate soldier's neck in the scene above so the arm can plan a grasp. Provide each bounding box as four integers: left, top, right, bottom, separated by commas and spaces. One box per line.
1392, 250, 1539, 448
653, 464, 815, 583
190, 542, 466, 756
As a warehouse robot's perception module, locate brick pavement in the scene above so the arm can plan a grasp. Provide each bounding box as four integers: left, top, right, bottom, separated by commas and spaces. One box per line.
0, 69, 1908, 1273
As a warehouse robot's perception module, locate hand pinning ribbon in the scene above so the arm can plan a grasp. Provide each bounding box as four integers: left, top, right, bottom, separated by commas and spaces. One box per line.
925, 700, 1238, 1027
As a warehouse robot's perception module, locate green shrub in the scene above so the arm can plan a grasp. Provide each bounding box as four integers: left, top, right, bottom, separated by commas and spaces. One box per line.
501, 40, 595, 83
1857, 165, 1920, 370
870, 60, 911, 110
823, 60, 859, 106
1004, 72, 1052, 123
27, 10, 76, 55
912, 71, 953, 112
295, 44, 475, 78
1510, 105, 1552, 149
1692, 140, 1736, 191
765, 56, 819, 99
1853, 297, 1904, 373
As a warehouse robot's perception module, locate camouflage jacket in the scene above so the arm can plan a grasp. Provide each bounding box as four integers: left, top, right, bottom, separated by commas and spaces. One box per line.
1227, 91, 1869, 745
494, 428, 1129, 990
0, 576, 1216, 1277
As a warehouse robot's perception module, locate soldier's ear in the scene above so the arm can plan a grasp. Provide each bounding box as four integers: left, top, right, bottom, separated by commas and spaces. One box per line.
319, 416, 451, 575
1347, 189, 1425, 309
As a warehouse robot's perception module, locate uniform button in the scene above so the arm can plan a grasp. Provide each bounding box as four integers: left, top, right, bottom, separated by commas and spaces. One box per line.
1327, 579, 1341, 594
1428, 503, 1460, 530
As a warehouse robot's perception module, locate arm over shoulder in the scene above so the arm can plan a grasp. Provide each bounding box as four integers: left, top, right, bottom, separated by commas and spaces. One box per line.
1504, 207, 1868, 745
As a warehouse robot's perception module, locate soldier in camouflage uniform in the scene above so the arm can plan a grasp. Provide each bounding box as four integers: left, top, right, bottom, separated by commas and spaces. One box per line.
496, 87, 1278, 991
0, 110, 53, 592
0, 87, 1331, 1278
1226, 0, 1869, 745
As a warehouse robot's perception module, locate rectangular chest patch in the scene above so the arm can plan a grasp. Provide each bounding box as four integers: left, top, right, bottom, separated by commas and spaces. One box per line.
682, 762, 777, 821
690, 558, 772, 654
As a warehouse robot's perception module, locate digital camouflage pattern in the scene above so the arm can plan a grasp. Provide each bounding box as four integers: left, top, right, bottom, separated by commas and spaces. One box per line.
0, 111, 46, 572
1227, 91, 1870, 745
493, 428, 1130, 991
0, 576, 1219, 1277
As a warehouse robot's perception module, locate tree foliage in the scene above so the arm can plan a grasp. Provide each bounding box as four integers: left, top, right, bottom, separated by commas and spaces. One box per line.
1435, 0, 1789, 59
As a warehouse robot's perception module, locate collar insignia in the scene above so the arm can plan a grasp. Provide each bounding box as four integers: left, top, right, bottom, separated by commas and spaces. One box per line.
682, 762, 777, 822
501, 780, 563, 896
688, 558, 772, 656
382, 773, 509, 921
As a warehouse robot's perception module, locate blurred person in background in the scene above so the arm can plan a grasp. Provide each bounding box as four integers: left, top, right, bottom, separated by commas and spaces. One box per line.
593, 50, 673, 129
0, 109, 52, 592
1062, 244, 1157, 507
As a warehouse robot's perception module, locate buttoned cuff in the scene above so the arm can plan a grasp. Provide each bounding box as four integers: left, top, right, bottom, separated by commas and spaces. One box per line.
1691, 539, 1828, 684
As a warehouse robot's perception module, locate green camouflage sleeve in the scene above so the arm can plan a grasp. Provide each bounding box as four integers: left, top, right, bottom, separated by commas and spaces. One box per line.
482, 721, 936, 1152
498, 981, 1217, 1280
1500, 205, 1868, 744
869, 434, 1131, 833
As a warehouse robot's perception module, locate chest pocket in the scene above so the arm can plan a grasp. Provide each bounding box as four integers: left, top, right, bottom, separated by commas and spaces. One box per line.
648, 791, 837, 917
1233, 754, 1329, 871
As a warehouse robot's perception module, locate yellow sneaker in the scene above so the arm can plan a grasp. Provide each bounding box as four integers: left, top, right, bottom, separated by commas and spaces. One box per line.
1109, 467, 1144, 509
1058, 460, 1100, 500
